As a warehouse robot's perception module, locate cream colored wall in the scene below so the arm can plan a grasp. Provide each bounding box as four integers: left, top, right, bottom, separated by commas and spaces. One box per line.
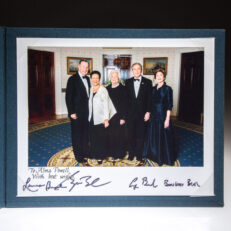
60, 47, 102, 114
30, 47, 203, 116
59, 47, 178, 115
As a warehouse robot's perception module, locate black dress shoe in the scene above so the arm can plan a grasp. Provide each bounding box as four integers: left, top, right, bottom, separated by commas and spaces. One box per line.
128, 156, 134, 161
97, 159, 103, 164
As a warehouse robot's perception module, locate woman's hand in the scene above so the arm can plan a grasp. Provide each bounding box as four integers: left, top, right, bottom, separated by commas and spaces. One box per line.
164, 110, 171, 128
120, 119, 125, 125
164, 119, 170, 128
70, 113, 77, 119
104, 120, 109, 128
144, 112, 150, 121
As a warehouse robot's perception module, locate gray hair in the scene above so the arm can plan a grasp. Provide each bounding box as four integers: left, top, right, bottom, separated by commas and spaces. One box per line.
131, 62, 142, 70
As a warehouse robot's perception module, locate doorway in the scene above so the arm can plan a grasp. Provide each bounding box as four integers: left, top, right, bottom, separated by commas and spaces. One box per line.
178, 51, 204, 125
103, 55, 131, 84
28, 49, 56, 123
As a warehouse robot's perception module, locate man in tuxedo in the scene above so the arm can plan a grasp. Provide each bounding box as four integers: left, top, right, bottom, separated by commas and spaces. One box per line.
65, 60, 91, 163
125, 63, 152, 161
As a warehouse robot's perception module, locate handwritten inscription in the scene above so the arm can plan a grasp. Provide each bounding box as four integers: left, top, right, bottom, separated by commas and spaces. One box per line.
164, 180, 184, 187
22, 168, 201, 194
129, 177, 158, 190
23, 170, 111, 193
129, 177, 200, 190
187, 179, 200, 187
22, 178, 45, 192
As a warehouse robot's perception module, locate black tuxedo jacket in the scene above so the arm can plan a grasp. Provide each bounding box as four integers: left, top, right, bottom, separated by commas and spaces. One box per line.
125, 76, 152, 119
65, 72, 90, 119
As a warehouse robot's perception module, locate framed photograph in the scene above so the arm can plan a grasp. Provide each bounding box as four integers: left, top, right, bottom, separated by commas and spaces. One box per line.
67, 57, 93, 75
143, 57, 168, 75
1, 28, 224, 207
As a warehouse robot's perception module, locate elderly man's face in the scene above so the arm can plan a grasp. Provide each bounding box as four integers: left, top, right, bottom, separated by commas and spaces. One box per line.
78, 61, 89, 76
110, 72, 119, 85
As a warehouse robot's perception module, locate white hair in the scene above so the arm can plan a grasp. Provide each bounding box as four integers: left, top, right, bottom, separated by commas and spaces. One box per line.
110, 70, 120, 78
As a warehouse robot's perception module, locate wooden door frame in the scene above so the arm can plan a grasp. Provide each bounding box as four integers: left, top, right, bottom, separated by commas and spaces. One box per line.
28, 49, 56, 123
178, 51, 204, 125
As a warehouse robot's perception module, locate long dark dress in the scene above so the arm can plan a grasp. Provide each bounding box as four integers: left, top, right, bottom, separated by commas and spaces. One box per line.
143, 83, 177, 165
106, 84, 128, 159
89, 93, 108, 160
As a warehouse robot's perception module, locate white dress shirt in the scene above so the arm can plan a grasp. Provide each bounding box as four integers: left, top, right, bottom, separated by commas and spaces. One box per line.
78, 71, 90, 97
134, 76, 142, 98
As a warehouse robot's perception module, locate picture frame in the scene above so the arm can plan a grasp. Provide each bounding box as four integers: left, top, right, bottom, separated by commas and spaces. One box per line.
1, 28, 225, 208
67, 57, 93, 75
143, 57, 168, 75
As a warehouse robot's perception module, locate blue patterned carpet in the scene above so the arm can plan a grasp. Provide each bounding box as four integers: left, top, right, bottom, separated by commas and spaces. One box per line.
29, 122, 203, 167
174, 127, 203, 166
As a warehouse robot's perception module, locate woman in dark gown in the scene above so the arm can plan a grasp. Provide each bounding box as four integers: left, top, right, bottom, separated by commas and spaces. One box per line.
106, 71, 127, 159
143, 68, 177, 166
88, 71, 116, 162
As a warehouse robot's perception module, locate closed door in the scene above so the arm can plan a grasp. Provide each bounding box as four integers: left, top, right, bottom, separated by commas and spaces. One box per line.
178, 51, 204, 125
28, 49, 55, 120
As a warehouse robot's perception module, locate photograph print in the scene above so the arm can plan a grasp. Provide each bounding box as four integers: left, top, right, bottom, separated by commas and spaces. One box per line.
28, 46, 203, 168
15, 33, 220, 200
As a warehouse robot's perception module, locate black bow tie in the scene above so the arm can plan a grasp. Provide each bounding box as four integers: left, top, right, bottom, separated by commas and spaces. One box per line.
83, 76, 87, 79
134, 78, 140, 82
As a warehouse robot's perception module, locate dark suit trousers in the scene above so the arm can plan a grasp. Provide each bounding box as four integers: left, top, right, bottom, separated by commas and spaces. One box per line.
70, 117, 89, 161
127, 115, 148, 160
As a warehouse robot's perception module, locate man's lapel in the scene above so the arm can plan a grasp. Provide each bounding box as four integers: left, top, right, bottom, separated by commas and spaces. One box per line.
86, 76, 91, 97
137, 76, 144, 99
131, 77, 136, 99
77, 73, 89, 98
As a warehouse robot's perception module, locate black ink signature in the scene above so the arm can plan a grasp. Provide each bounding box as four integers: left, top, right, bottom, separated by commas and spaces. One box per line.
164, 179, 184, 187
22, 170, 111, 192
142, 177, 158, 188
187, 179, 200, 187
22, 178, 45, 192
129, 177, 158, 190
129, 177, 139, 190
68, 171, 112, 192
45, 181, 67, 191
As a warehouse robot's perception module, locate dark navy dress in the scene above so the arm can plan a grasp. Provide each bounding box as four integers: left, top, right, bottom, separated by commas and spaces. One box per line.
143, 83, 177, 165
